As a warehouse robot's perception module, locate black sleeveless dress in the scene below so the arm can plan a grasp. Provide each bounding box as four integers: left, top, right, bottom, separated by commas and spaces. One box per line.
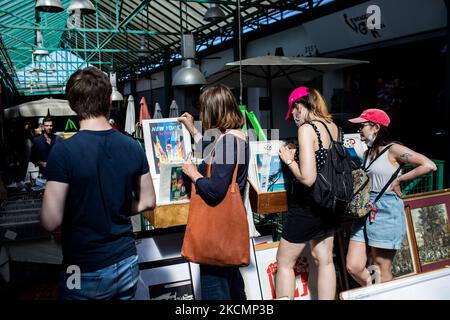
281, 121, 341, 243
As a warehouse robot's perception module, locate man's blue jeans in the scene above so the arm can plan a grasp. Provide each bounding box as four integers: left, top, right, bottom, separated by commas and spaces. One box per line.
59, 255, 139, 300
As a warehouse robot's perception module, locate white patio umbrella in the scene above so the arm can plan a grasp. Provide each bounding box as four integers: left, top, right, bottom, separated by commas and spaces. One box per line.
207, 55, 369, 88
3, 98, 76, 118
124, 95, 136, 135
206, 55, 369, 128
153, 102, 163, 119
168, 100, 180, 118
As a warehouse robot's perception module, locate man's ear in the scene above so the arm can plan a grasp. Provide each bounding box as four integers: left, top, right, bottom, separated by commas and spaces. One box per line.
109, 95, 112, 105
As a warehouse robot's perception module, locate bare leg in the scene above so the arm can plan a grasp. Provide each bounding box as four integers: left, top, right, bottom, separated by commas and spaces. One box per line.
275, 238, 307, 300
346, 240, 371, 287
371, 247, 396, 283
310, 235, 336, 300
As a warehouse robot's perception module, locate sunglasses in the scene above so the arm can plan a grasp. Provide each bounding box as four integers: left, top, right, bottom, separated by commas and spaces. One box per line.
358, 122, 375, 131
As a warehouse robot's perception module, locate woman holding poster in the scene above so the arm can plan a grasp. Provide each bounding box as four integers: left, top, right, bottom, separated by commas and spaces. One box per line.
179, 84, 250, 300
276, 86, 341, 300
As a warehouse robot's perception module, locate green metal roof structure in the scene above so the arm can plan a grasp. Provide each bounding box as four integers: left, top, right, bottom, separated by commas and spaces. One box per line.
0, 0, 364, 97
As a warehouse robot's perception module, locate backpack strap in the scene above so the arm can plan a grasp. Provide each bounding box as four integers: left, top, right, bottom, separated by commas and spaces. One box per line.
305, 121, 324, 149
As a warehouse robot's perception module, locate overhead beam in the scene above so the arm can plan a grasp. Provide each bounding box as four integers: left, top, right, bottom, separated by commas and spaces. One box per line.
85, 0, 153, 61
0, 24, 175, 36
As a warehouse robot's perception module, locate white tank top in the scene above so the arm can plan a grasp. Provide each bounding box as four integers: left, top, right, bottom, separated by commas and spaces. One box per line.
366, 147, 400, 193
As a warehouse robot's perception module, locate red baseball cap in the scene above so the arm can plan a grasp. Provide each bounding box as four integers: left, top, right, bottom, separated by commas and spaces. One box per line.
285, 86, 310, 121
348, 108, 391, 127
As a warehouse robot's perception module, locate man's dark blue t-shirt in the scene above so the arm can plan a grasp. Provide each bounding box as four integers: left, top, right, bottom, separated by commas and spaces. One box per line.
45, 129, 149, 272
32, 134, 60, 177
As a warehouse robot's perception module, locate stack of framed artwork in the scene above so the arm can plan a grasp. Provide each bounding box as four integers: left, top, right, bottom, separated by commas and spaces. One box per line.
401, 189, 450, 274
141, 118, 193, 228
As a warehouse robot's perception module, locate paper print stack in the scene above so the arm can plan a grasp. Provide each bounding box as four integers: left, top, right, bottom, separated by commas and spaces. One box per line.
249, 140, 287, 192
142, 118, 192, 205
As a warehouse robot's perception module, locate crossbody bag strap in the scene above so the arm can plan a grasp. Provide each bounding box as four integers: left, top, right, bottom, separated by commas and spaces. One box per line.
206, 133, 242, 193
364, 143, 394, 171
373, 164, 403, 204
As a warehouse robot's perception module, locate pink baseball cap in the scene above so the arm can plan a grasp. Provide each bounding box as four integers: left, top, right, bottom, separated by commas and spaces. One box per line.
348, 108, 391, 127
285, 86, 310, 121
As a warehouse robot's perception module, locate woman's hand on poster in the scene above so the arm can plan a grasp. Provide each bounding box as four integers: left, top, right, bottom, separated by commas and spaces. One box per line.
278, 146, 295, 165
182, 154, 202, 183
178, 112, 195, 135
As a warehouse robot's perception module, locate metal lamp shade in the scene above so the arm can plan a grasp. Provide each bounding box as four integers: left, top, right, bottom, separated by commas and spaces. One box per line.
111, 89, 124, 101
109, 71, 123, 101
203, 4, 225, 22
172, 59, 206, 86
67, 0, 96, 14
35, 0, 64, 12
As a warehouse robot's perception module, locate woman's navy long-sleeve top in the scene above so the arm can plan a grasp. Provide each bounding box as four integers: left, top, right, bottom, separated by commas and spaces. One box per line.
194, 133, 249, 206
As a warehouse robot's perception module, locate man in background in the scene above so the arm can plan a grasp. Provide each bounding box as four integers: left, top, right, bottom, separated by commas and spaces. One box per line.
31, 117, 60, 179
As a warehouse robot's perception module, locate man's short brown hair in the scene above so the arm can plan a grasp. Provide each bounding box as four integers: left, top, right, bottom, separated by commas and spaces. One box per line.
65, 67, 112, 120
199, 84, 244, 132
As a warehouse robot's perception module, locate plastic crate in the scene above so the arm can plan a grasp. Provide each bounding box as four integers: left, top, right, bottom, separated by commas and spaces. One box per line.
401, 159, 445, 195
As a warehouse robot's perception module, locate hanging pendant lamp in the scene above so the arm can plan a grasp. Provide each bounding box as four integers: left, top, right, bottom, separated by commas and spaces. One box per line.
67, 0, 96, 15
203, 4, 225, 22
172, 34, 206, 86
35, 0, 64, 13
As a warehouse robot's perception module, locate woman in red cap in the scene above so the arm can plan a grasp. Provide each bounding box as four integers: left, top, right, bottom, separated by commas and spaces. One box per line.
346, 108, 436, 286
276, 86, 342, 300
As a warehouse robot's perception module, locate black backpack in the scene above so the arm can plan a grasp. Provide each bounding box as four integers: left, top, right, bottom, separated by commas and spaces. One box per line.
308, 120, 354, 215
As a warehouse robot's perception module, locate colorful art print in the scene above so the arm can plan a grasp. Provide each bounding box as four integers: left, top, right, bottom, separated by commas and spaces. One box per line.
403, 190, 450, 272
392, 206, 421, 278
343, 133, 367, 167
142, 118, 192, 177
170, 166, 189, 202
249, 140, 287, 193
254, 242, 317, 300
255, 153, 285, 192
148, 279, 194, 300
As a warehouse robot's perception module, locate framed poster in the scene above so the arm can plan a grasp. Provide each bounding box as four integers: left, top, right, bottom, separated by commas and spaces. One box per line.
159, 162, 190, 205
403, 190, 450, 272
253, 241, 318, 300
392, 206, 421, 278
135, 257, 201, 300
249, 140, 287, 192
142, 118, 192, 177
343, 133, 367, 167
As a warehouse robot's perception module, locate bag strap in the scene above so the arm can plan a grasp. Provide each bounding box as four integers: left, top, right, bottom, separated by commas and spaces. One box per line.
206, 133, 242, 193
373, 164, 403, 204
311, 119, 340, 143
306, 122, 324, 149
364, 144, 394, 170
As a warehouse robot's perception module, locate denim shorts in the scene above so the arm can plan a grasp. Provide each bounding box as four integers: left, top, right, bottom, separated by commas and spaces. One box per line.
59, 254, 139, 300
350, 192, 406, 250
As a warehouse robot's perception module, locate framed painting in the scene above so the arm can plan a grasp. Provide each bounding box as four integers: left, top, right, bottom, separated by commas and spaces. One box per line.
403, 189, 450, 272
142, 118, 192, 178
392, 206, 421, 278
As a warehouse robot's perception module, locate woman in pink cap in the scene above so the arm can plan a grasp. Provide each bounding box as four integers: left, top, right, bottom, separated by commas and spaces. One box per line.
276, 86, 342, 300
346, 108, 436, 286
